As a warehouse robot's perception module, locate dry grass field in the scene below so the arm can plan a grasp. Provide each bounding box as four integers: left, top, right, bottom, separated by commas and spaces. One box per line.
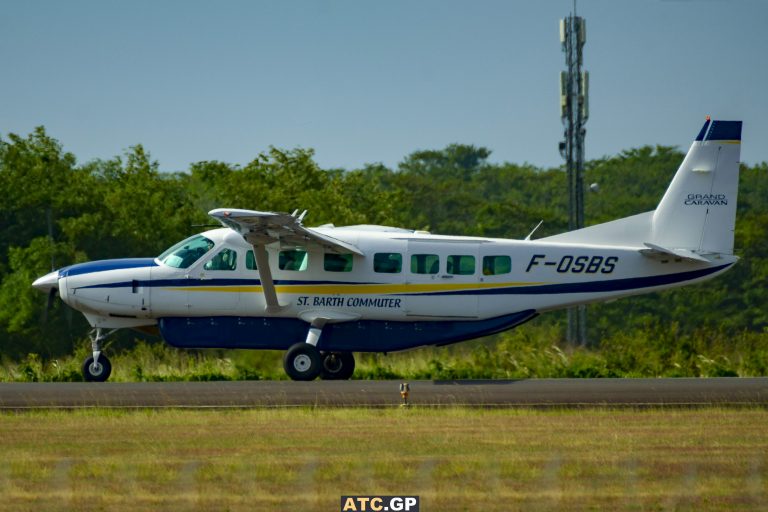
0, 407, 766, 511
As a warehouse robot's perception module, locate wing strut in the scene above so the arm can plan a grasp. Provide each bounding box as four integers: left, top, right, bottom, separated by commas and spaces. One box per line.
209, 208, 365, 314
253, 245, 282, 313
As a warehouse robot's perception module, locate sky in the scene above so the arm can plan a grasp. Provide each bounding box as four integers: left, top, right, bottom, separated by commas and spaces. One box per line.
1, 0, 766, 173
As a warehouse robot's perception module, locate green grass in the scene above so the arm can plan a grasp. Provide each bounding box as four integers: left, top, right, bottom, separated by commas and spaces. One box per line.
2, 323, 767, 382
0, 408, 765, 511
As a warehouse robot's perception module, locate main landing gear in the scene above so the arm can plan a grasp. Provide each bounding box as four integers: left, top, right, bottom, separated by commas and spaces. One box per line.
283, 343, 356, 381
283, 322, 355, 381
82, 328, 116, 382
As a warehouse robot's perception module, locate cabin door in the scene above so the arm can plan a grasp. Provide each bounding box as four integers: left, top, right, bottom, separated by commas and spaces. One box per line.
405, 241, 479, 319
185, 247, 241, 311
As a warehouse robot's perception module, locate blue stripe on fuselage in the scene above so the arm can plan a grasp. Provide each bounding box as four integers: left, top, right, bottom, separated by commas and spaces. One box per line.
416, 263, 732, 296
77, 278, 381, 289
72, 262, 732, 296
60, 258, 158, 278
79, 278, 263, 289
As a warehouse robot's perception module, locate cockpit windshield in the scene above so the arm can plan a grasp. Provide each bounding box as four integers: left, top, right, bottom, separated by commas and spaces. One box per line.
157, 234, 215, 269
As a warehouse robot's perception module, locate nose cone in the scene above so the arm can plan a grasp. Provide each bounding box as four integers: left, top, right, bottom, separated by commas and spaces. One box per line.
32, 270, 59, 292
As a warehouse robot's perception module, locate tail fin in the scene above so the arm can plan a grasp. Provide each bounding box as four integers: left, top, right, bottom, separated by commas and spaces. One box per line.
651, 119, 742, 255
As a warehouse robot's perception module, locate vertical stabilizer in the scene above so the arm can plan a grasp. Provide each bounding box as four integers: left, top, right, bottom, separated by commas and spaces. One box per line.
651, 119, 742, 255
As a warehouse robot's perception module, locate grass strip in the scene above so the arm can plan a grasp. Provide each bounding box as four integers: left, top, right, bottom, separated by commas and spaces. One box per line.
0, 407, 765, 511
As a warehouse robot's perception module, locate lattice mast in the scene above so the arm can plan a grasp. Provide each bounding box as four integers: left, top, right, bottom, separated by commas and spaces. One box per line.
559, 9, 589, 346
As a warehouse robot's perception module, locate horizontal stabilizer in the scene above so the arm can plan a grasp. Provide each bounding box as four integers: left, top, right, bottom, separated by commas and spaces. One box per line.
639, 242, 710, 262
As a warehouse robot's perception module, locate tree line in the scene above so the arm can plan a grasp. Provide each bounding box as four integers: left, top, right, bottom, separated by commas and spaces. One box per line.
1, 127, 766, 360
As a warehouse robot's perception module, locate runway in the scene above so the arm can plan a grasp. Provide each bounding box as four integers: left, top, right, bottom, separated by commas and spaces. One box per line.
1, 378, 767, 409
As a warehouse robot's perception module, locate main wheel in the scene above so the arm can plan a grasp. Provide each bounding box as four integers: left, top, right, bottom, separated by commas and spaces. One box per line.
82, 355, 112, 382
320, 352, 355, 380
283, 343, 322, 381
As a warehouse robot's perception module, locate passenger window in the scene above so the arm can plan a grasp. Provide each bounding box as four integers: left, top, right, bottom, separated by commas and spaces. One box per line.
204, 248, 238, 271
324, 253, 353, 272
246, 250, 257, 270
482, 255, 511, 275
410, 254, 439, 274
447, 255, 475, 275
279, 249, 308, 271
373, 253, 402, 273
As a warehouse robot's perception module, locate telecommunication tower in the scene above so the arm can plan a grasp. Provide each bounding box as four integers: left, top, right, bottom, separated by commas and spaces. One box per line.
559, 10, 589, 346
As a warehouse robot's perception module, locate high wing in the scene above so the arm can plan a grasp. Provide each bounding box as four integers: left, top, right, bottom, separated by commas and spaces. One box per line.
209, 208, 364, 313
209, 208, 364, 256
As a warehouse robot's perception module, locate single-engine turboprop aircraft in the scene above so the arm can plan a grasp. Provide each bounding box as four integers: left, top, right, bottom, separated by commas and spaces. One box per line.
32, 119, 743, 381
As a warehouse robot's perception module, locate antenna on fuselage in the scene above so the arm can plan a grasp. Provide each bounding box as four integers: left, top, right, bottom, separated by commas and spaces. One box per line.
524, 220, 544, 241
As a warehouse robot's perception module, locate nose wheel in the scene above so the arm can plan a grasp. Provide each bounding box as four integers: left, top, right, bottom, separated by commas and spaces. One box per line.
82, 327, 117, 382
82, 354, 112, 382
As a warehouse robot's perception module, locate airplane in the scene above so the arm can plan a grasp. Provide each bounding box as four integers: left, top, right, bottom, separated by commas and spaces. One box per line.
32, 118, 742, 382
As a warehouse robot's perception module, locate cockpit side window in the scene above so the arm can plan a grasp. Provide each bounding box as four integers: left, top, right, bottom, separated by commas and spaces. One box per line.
204, 248, 238, 271
158, 235, 215, 269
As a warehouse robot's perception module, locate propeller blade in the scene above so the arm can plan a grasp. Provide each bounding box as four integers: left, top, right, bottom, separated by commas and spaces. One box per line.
43, 288, 57, 323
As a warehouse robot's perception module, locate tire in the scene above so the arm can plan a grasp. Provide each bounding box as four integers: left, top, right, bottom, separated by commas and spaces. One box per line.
320, 352, 355, 380
283, 343, 322, 381
82, 355, 112, 382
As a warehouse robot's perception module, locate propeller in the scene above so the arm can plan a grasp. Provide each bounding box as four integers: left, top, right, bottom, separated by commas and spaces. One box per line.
39, 206, 60, 323
43, 288, 58, 323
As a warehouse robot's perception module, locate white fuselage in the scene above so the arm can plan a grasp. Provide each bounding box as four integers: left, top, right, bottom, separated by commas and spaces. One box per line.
45, 226, 734, 340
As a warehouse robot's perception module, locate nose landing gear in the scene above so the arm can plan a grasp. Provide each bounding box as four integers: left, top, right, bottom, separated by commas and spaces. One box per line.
82, 328, 117, 382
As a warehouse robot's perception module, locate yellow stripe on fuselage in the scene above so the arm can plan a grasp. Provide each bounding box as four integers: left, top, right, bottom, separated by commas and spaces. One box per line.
166, 281, 548, 295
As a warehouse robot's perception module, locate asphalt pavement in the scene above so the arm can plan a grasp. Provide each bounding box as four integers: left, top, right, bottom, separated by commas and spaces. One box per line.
0, 378, 766, 409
